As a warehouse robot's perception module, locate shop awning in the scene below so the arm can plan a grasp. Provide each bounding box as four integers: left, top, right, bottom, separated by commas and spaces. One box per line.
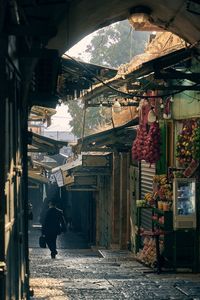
28, 170, 49, 184
28, 106, 56, 126
58, 56, 117, 100
74, 117, 138, 154
82, 41, 197, 104
51, 152, 112, 187
32, 154, 67, 170
51, 118, 138, 188
28, 131, 68, 155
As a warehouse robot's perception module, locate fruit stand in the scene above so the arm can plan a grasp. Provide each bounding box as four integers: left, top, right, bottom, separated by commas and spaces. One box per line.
131, 96, 200, 272
135, 199, 173, 272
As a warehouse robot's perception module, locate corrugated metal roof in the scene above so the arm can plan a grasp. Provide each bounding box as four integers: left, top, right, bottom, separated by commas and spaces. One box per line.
28, 131, 68, 155
82, 32, 188, 102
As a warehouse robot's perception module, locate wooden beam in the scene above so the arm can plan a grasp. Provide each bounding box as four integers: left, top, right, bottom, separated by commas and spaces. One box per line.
74, 176, 97, 185
82, 48, 194, 102
66, 187, 98, 191
155, 69, 200, 83
127, 84, 200, 91
80, 146, 114, 152
82, 154, 112, 168
74, 168, 112, 176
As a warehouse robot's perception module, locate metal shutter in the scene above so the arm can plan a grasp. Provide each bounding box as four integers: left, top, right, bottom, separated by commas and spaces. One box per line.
140, 208, 153, 230
140, 160, 155, 199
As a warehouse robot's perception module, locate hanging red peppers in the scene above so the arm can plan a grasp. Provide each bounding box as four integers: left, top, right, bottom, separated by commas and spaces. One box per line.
132, 125, 148, 161
132, 95, 161, 165
144, 122, 161, 164
132, 122, 161, 164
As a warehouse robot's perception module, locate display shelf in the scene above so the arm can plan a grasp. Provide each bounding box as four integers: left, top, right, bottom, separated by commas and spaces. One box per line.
135, 207, 153, 254
173, 178, 196, 229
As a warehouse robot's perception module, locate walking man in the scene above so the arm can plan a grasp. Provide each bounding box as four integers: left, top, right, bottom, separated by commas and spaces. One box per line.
42, 200, 67, 258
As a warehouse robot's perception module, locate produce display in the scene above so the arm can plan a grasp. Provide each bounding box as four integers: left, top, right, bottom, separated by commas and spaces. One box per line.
153, 174, 173, 203
138, 175, 172, 212
137, 174, 172, 211
136, 199, 149, 207
176, 120, 196, 165
135, 117, 200, 270
191, 121, 200, 161
136, 236, 164, 267
143, 122, 161, 165
132, 125, 148, 161
144, 192, 154, 206
132, 122, 161, 164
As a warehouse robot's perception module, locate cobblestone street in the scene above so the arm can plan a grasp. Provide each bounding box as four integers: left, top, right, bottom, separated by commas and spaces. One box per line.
29, 226, 200, 300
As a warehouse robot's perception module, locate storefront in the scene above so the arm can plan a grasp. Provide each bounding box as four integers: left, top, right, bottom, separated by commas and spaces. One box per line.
133, 77, 200, 272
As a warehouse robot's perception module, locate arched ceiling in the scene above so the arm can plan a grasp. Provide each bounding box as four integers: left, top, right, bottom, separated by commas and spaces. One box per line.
45, 0, 200, 54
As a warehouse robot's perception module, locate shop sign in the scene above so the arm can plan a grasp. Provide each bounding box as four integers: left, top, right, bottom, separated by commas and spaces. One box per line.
82, 154, 111, 167
74, 176, 97, 186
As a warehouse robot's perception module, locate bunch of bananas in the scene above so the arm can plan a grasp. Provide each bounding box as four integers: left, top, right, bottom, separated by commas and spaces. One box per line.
160, 175, 167, 185
153, 175, 172, 201
144, 192, 153, 202
153, 174, 167, 185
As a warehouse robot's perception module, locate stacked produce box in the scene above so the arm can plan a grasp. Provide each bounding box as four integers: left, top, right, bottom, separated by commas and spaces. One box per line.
135, 236, 164, 267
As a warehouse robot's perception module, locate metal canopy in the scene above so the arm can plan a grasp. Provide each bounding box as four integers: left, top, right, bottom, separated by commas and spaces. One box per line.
74, 117, 138, 153
52, 152, 112, 187
52, 153, 112, 174
82, 47, 196, 103
6, 1, 200, 110
51, 118, 138, 189
28, 131, 68, 155
58, 56, 117, 100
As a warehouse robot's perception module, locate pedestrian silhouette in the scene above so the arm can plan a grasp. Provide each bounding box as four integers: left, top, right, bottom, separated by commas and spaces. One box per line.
39, 197, 49, 226
42, 200, 67, 258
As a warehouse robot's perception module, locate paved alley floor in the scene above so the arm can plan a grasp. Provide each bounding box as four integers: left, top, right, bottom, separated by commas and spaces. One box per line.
29, 226, 200, 300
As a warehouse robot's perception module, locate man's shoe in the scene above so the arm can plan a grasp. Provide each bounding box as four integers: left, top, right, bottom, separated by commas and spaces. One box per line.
51, 253, 56, 259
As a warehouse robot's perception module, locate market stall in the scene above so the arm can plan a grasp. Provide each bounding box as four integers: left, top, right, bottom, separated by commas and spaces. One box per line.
132, 95, 200, 273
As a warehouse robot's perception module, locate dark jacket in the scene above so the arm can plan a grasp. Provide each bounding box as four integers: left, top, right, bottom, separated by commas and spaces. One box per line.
42, 207, 66, 236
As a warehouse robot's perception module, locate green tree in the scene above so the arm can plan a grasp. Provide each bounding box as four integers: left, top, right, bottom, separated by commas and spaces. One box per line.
85, 20, 150, 68
67, 21, 150, 136
67, 100, 111, 138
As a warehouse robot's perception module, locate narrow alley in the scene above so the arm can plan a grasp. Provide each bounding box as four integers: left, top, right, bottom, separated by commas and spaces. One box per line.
29, 226, 200, 300
1, 1, 200, 299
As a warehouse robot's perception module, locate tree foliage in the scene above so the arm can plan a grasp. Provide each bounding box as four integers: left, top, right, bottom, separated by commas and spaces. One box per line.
85, 20, 150, 68
67, 21, 150, 136
67, 100, 111, 138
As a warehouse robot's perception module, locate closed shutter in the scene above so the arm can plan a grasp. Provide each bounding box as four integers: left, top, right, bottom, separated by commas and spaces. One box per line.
140, 208, 153, 230
140, 160, 155, 199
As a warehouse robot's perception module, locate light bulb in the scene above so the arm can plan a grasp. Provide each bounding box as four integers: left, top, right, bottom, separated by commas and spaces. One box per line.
112, 99, 121, 113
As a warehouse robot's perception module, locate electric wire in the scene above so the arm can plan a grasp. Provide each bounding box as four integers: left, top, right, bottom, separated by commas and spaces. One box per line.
63, 53, 200, 99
